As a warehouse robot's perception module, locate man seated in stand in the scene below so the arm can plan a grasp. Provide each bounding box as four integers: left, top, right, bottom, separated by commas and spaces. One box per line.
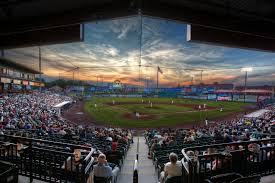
93, 153, 113, 181
159, 152, 182, 183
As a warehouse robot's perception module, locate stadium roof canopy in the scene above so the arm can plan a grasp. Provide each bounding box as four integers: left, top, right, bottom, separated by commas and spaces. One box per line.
1, 0, 275, 51
0, 57, 42, 74
244, 109, 271, 118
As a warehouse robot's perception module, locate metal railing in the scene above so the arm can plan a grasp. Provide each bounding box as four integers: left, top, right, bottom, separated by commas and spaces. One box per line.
0, 160, 18, 183
0, 134, 94, 183
182, 138, 275, 183
133, 137, 139, 183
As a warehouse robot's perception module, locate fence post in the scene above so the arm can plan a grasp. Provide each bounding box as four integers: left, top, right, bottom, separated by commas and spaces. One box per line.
29, 139, 33, 183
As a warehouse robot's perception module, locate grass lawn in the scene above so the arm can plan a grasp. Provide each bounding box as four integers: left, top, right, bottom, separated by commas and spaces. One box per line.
84, 97, 251, 128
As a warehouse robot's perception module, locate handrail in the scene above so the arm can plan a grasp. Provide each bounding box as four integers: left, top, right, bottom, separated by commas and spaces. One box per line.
0, 160, 17, 176
181, 138, 275, 183
84, 157, 94, 174
133, 137, 139, 183
0, 134, 92, 150
0, 160, 18, 183
182, 138, 275, 153
0, 134, 95, 183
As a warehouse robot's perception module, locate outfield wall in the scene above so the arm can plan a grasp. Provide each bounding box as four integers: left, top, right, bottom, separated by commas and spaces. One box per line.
90, 93, 268, 103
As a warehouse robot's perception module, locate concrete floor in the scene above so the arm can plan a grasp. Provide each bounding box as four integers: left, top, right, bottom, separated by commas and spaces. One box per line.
18, 175, 47, 183
260, 174, 275, 183
117, 136, 158, 183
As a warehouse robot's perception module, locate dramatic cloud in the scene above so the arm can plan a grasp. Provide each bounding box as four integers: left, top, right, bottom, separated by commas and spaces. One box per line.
4, 16, 275, 86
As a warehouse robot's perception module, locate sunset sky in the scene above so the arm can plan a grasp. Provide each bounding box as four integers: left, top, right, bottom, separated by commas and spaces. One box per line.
4, 16, 275, 87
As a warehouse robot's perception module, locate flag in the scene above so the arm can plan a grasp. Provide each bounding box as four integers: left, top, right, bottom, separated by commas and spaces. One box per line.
157, 66, 163, 74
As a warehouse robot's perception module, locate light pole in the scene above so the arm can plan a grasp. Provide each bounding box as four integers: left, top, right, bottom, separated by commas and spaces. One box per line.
39, 46, 42, 91
146, 76, 150, 89
241, 67, 253, 103
190, 74, 195, 85
96, 74, 99, 86
272, 74, 275, 100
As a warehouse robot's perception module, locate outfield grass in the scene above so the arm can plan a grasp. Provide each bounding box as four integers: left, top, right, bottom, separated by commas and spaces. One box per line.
84, 98, 250, 128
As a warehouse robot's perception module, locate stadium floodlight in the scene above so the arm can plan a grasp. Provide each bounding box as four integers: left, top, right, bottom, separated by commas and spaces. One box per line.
241, 67, 253, 102
241, 67, 253, 72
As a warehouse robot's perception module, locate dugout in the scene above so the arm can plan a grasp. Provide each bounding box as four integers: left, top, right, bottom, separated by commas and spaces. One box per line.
53, 101, 72, 116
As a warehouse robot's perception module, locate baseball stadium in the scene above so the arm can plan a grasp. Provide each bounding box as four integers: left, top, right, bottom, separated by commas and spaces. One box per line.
0, 1, 275, 183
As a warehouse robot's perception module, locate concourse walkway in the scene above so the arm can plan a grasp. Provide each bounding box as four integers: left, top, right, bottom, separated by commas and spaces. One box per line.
117, 136, 158, 183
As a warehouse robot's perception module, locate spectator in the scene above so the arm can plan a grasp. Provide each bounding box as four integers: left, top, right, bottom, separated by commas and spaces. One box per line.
93, 153, 113, 178
159, 153, 182, 183
62, 148, 82, 172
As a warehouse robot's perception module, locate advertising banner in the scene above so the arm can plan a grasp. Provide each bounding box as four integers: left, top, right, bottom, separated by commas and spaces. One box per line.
22, 81, 29, 85
12, 84, 22, 90
207, 87, 215, 93
13, 79, 21, 85
258, 96, 271, 102
90, 87, 96, 91
184, 87, 192, 93
183, 96, 201, 99
233, 94, 244, 102
191, 87, 197, 93
217, 93, 231, 101
217, 96, 231, 101
196, 87, 203, 94
1, 77, 11, 83
199, 95, 208, 100
207, 94, 217, 100
245, 95, 258, 102
202, 87, 208, 94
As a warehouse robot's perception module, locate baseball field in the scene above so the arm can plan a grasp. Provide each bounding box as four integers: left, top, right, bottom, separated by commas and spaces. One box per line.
84, 98, 252, 128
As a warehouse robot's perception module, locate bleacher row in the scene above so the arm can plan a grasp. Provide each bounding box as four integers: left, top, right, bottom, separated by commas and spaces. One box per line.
0, 129, 133, 183
145, 130, 275, 182
145, 132, 223, 180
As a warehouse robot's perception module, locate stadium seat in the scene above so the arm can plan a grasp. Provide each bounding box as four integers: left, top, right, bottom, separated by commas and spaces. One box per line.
230, 175, 261, 183
94, 176, 112, 183
165, 176, 183, 183
203, 172, 243, 183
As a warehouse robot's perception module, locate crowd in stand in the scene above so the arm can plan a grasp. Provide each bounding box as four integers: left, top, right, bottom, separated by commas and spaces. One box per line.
0, 91, 274, 182
0, 92, 72, 131
0, 92, 134, 182
145, 105, 275, 183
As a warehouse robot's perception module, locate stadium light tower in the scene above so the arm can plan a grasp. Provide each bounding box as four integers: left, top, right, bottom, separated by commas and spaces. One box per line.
146, 76, 150, 88
241, 67, 253, 103
38, 47, 42, 91
190, 74, 195, 85
95, 74, 99, 86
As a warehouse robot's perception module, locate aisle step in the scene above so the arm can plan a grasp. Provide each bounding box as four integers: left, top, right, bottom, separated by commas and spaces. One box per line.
117, 136, 158, 183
